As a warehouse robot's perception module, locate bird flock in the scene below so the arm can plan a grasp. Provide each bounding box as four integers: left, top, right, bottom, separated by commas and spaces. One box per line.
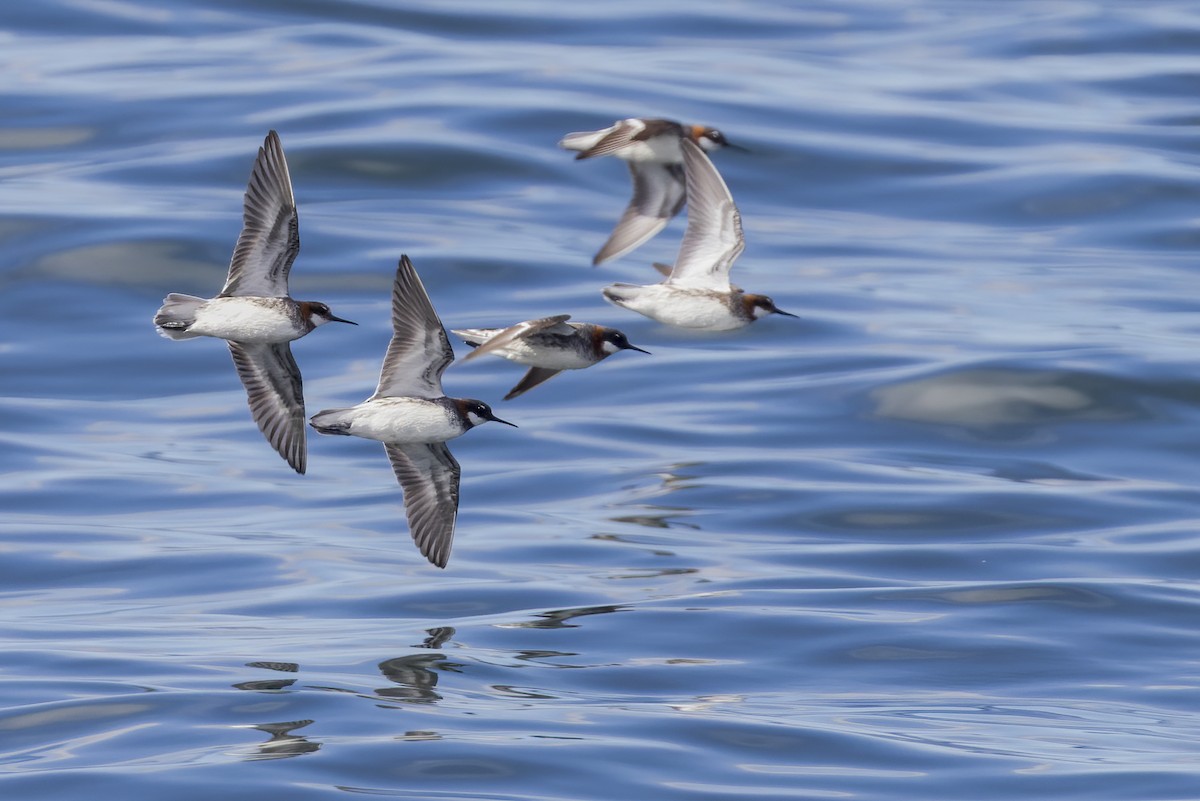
154, 121, 794, 567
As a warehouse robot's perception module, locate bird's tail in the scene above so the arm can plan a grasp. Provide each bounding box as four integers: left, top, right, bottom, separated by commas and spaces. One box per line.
153, 293, 206, 340
558, 130, 603, 155
449, 328, 495, 348
309, 408, 353, 435
601, 283, 640, 305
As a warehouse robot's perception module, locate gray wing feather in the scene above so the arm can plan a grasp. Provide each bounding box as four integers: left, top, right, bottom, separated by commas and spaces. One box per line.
373, 255, 454, 400
653, 261, 741, 292
385, 442, 461, 568
227, 341, 306, 474
504, 366, 562, 400
570, 121, 638, 160
458, 315, 572, 364
593, 162, 686, 265
667, 139, 744, 290
220, 130, 299, 298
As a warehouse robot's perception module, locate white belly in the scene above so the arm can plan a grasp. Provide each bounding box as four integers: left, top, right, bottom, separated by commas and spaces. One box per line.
604, 284, 746, 331
191, 297, 301, 343
338, 398, 462, 444
625, 136, 684, 163
496, 340, 593, 370
610, 137, 683, 163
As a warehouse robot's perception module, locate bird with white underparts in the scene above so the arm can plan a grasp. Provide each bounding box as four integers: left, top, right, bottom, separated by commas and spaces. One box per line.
153, 130, 356, 474
602, 138, 796, 331
452, 315, 649, 400
309, 255, 516, 568
559, 117, 744, 265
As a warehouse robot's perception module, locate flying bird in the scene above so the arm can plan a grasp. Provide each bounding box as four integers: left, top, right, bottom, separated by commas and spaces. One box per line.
154, 130, 355, 473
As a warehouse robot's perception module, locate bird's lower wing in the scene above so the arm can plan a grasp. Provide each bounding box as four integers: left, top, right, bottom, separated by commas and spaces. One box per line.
504, 366, 563, 400
227, 341, 306, 474
384, 442, 461, 568
594, 163, 686, 265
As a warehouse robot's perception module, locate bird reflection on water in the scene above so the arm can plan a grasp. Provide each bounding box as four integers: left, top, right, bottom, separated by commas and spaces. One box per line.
376, 652, 460, 704
376, 626, 463, 704
239, 719, 320, 761
503, 603, 630, 630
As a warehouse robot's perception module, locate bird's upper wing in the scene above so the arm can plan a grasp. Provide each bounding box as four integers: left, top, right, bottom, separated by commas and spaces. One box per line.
373, 255, 454, 400
220, 130, 299, 298
458, 315, 572, 364
653, 261, 741, 293
568, 119, 641, 160
593, 162, 686, 265
227, 340, 306, 474
384, 441, 461, 568
666, 138, 744, 291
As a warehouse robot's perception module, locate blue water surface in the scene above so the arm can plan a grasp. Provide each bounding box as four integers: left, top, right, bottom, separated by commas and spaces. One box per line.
3, 1, 1200, 798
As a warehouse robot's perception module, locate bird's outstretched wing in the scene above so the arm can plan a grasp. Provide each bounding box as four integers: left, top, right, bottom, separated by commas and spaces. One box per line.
373, 255, 454, 400
220, 130, 299, 299
504, 366, 562, 400
593, 162, 686, 265
665, 139, 744, 291
227, 340, 306, 474
384, 441, 461, 568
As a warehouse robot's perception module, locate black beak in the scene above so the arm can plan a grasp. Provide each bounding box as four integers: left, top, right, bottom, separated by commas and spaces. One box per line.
623, 342, 651, 354
773, 308, 799, 318
329, 314, 358, 325
723, 142, 750, 153
487, 412, 518, 428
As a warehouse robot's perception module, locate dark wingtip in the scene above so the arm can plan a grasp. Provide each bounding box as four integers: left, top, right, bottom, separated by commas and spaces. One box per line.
282, 443, 305, 475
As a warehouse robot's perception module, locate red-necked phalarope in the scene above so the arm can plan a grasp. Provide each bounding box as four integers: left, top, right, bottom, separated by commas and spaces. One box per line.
154, 130, 355, 474
452, 315, 649, 400
309, 255, 515, 568
602, 138, 795, 331
559, 117, 744, 265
